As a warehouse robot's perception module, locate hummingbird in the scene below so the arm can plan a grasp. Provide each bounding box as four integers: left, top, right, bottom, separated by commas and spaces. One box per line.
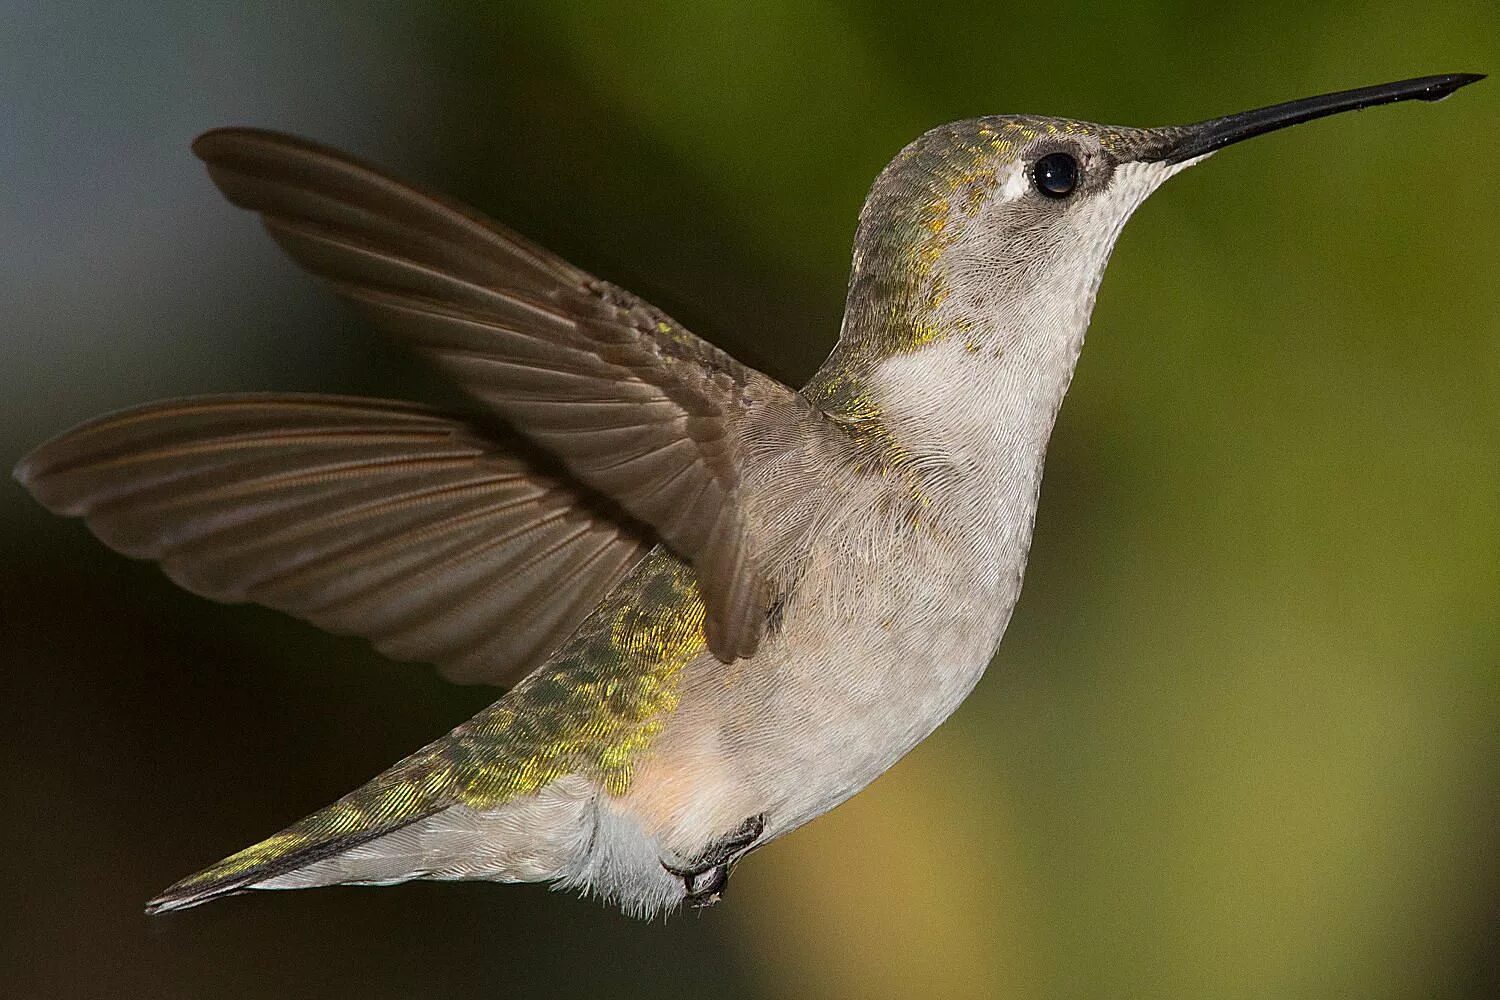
15, 73, 1480, 919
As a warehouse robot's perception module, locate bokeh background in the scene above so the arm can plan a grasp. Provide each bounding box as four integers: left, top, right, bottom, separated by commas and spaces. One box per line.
3, 3, 1496, 998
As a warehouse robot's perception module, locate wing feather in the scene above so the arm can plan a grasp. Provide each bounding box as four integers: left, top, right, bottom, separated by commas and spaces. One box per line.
190, 127, 823, 660
14, 394, 651, 687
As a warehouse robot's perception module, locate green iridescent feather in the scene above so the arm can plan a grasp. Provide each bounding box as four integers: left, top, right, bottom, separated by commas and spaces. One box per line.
153, 548, 705, 904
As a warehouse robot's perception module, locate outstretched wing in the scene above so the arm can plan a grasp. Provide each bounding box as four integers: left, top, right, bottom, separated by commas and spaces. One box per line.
191, 127, 812, 661
15, 394, 651, 686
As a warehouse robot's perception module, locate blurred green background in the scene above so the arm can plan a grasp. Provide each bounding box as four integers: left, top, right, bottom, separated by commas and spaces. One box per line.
3, 3, 1496, 998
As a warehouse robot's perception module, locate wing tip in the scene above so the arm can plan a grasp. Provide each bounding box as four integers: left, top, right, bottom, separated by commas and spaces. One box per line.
191, 125, 296, 164
192, 125, 253, 163
14, 420, 74, 496
12, 450, 37, 491
13, 437, 75, 514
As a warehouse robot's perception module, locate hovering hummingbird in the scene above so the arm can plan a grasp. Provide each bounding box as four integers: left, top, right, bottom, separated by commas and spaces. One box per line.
15, 74, 1480, 918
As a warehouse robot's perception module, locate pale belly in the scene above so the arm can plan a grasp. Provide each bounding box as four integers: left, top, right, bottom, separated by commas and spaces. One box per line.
618, 493, 1029, 861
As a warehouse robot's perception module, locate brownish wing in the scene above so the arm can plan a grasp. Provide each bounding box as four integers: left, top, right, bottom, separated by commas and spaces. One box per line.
14, 394, 651, 686
189, 127, 813, 661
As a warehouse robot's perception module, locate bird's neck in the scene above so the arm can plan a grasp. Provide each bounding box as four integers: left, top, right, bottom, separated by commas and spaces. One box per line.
804, 252, 1098, 624
807, 251, 1096, 487
860, 325, 1085, 483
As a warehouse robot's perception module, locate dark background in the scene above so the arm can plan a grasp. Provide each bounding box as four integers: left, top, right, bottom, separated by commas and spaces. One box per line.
3, 3, 1496, 998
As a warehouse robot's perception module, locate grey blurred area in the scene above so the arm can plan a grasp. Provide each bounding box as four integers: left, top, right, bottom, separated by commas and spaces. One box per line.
3, 2, 1496, 999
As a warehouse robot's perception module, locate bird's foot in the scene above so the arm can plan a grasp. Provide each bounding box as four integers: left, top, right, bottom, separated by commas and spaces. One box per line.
663, 813, 765, 908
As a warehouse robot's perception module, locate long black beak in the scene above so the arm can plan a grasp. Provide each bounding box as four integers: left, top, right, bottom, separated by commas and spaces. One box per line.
1141, 73, 1484, 164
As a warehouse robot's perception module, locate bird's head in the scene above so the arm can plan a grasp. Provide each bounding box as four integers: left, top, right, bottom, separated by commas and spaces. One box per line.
816, 74, 1481, 418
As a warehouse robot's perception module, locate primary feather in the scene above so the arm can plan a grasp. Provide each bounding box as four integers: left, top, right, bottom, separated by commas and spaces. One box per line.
15, 394, 653, 686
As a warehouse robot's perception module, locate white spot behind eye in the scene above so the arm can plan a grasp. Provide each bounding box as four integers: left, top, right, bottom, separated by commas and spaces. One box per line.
996, 160, 1032, 202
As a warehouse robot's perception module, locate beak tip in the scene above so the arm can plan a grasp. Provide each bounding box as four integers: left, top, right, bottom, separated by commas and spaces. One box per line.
1425, 72, 1486, 101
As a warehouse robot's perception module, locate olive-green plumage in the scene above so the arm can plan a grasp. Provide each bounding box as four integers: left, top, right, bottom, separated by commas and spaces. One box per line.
157, 549, 705, 905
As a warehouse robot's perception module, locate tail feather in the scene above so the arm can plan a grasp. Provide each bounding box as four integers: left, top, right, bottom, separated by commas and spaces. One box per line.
146, 756, 451, 913
146, 772, 611, 912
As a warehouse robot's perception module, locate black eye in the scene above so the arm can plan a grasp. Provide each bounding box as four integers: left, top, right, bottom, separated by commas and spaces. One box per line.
1031, 152, 1079, 198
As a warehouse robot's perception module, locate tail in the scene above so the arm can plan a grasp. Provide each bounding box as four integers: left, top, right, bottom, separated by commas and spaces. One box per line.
146, 753, 452, 914
144, 755, 616, 913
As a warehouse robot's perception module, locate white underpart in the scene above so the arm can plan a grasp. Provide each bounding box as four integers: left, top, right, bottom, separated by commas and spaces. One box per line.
256, 775, 687, 917
256, 777, 596, 889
